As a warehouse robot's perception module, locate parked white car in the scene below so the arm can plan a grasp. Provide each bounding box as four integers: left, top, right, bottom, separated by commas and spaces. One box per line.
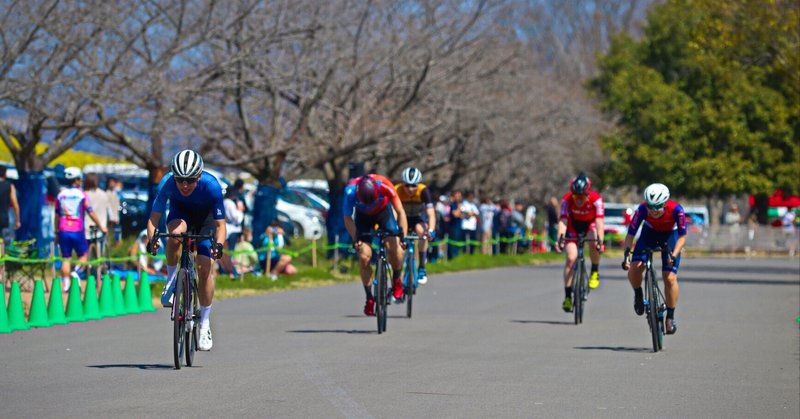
276, 198, 325, 240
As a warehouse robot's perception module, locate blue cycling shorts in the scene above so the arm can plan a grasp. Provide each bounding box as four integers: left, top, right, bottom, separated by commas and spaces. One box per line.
632, 228, 681, 274
58, 231, 89, 258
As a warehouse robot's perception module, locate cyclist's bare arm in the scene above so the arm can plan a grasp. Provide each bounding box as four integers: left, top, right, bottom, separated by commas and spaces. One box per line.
671, 234, 687, 260
214, 219, 226, 254
426, 206, 436, 232
343, 216, 359, 247
146, 212, 163, 250
391, 195, 408, 237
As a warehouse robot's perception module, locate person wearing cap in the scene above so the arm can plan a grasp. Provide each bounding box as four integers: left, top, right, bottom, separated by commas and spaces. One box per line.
55, 167, 107, 293
342, 173, 408, 316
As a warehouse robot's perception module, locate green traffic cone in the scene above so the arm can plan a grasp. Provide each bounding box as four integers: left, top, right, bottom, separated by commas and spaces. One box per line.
65, 276, 86, 322
1, 285, 11, 333
111, 272, 127, 316
83, 275, 102, 321
27, 280, 51, 328
137, 272, 157, 312
48, 278, 68, 325
98, 274, 117, 318
123, 273, 141, 314
7, 282, 30, 331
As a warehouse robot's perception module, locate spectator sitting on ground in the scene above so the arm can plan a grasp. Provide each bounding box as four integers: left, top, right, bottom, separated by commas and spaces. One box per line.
130, 229, 166, 276
260, 220, 297, 281
233, 228, 259, 277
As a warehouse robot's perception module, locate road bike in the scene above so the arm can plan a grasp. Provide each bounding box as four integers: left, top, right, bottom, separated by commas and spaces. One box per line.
641, 245, 669, 352
363, 230, 399, 334
148, 229, 215, 369
559, 232, 599, 325
402, 234, 421, 319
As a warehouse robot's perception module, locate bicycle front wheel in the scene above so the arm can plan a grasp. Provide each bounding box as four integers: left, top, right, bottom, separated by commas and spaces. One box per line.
646, 267, 660, 353
405, 251, 415, 319
185, 274, 198, 367
173, 270, 187, 369
375, 258, 387, 334
573, 263, 584, 325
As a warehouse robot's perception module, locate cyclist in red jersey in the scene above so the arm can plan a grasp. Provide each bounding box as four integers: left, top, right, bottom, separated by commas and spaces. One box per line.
554, 174, 605, 312
343, 174, 408, 316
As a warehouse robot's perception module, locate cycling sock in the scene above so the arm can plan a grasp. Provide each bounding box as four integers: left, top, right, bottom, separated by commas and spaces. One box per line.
419, 253, 427, 270
666, 307, 675, 319
591, 264, 599, 273
364, 285, 373, 299
166, 264, 177, 286
634, 287, 643, 298
565, 287, 572, 298
199, 305, 212, 329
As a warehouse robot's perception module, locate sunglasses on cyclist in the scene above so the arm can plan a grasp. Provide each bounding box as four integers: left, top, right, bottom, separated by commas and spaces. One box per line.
404, 183, 418, 188
175, 177, 199, 185
646, 203, 665, 211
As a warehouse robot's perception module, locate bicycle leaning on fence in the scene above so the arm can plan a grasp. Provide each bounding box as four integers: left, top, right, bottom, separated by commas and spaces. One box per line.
558, 232, 600, 325
624, 244, 669, 353
148, 229, 216, 369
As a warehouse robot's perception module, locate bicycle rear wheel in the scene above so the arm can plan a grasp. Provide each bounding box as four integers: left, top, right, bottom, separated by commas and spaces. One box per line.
173, 271, 186, 369
573, 263, 584, 325
375, 258, 387, 334
185, 275, 197, 367
646, 267, 660, 353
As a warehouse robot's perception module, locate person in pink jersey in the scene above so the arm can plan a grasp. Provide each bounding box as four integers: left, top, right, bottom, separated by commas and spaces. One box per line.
55, 167, 107, 292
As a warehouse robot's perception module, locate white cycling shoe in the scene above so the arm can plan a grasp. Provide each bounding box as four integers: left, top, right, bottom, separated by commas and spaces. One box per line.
198, 328, 213, 351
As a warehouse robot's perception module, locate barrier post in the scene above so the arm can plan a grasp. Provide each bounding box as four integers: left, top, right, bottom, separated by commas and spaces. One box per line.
312, 239, 317, 268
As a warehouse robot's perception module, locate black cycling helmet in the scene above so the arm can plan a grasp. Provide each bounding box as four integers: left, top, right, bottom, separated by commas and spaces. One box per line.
570, 174, 592, 195
356, 175, 378, 204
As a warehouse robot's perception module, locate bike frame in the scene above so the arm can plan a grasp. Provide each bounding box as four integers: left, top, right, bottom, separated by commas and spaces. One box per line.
565, 232, 598, 325
402, 235, 420, 319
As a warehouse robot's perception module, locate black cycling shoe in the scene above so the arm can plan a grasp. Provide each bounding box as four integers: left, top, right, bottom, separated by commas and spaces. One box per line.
666, 318, 677, 335
633, 293, 644, 316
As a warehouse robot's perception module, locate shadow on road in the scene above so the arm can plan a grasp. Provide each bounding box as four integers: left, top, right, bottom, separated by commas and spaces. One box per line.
87, 364, 175, 370
510, 320, 574, 325
286, 329, 374, 334
573, 346, 652, 353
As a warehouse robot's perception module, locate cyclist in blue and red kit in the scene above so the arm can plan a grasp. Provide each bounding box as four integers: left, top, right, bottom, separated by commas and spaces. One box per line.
146, 149, 226, 351
621, 183, 687, 335
343, 174, 408, 316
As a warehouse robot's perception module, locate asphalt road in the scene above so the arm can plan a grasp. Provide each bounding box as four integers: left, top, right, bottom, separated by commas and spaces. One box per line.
1, 257, 798, 418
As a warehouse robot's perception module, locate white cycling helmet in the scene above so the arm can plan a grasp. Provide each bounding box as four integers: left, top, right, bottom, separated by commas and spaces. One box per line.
64, 167, 83, 181
171, 149, 204, 178
401, 167, 422, 185
643, 183, 670, 209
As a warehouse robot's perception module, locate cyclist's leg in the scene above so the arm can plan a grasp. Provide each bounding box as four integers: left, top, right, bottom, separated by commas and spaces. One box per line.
562, 241, 578, 288
586, 225, 601, 288
661, 233, 681, 332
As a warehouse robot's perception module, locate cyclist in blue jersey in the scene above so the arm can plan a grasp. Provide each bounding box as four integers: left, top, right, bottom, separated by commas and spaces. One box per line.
343, 174, 408, 316
621, 183, 687, 335
146, 150, 226, 351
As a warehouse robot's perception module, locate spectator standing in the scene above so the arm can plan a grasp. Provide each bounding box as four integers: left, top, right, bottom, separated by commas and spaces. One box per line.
105, 176, 122, 246
222, 188, 245, 276
723, 203, 742, 251
479, 195, 497, 255
84, 173, 111, 240
511, 202, 527, 251
460, 191, 480, 254
431, 194, 450, 263
547, 196, 559, 251
494, 199, 514, 254
0, 166, 21, 245
447, 190, 464, 259
782, 209, 797, 257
